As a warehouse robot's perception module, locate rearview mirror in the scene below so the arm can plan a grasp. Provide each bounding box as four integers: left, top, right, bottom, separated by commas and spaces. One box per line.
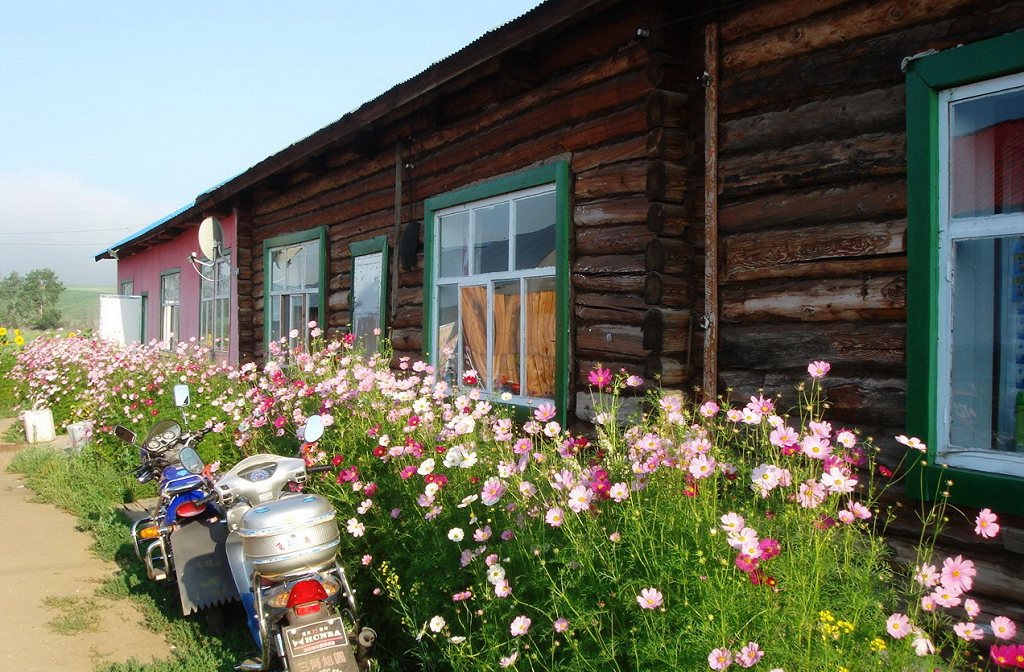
304, 415, 325, 443
174, 384, 191, 407
114, 425, 136, 444
179, 447, 204, 474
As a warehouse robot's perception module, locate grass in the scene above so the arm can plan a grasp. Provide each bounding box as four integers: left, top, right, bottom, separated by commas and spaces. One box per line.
7, 445, 253, 672
43, 595, 103, 635
59, 286, 114, 333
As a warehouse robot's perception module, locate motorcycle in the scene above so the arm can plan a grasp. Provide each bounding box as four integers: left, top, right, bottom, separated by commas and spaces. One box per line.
117, 384, 237, 615
180, 413, 376, 672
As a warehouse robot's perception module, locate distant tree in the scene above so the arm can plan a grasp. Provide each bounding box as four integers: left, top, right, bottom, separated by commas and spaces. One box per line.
22, 269, 65, 329
0, 269, 65, 329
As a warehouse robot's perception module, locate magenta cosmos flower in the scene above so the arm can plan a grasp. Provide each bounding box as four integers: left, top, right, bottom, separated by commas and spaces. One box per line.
587, 366, 612, 388
637, 587, 663, 610
807, 360, 831, 378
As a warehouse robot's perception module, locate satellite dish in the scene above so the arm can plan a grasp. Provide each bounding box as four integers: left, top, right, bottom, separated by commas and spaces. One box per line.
198, 217, 224, 260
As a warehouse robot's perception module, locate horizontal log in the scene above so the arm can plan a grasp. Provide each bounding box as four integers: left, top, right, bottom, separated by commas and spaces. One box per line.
646, 90, 691, 128
647, 126, 696, 161
724, 219, 906, 281
573, 253, 645, 275
391, 328, 423, 353
642, 307, 692, 353
572, 273, 645, 294
575, 197, 650, 227
719, 179, 906, 233
576, 323, 647, 360
646, 202, 692, 237
644, 352, 689, 387
328, 291, 349, 312
577, 225, 656, 256
724, 255, 907, 284
646, 160, 687, 203
571, 135, 647, 173
718, 322, 905, 372
646, 54, 692, 91
395, 286, 422, 307
721, 274, 907, 322
719, 0, 848, 42
722, 0, 991, 74
645, 238, 691, 274
392, 304, 422, 330
720, 132, 905, 200
575, 291, 648, 326
398, 270, 422, 288
721, 85, 905, 155
575, 160, 648, 201
644, 271, 692, 307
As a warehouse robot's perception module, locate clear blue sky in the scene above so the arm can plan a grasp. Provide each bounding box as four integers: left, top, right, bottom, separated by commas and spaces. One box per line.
0, 1, 541, 285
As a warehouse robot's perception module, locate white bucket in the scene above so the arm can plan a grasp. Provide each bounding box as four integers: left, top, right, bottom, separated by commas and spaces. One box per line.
65, 421, 90, 451
23, 408, 56, 444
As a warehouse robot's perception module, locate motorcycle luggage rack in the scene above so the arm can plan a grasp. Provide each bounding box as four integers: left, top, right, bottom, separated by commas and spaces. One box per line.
144, 537, 171, 582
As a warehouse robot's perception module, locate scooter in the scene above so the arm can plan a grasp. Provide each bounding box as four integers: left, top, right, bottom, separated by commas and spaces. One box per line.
181, 413, 376, 672
117, 384, 237, 615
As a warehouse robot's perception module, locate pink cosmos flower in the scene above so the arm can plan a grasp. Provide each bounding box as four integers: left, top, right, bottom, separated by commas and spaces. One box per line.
566, 485, 593, 513
992, 616, 1018, 640
625, 375, 644, 387
975, 508, 1001, 539
954, 621, 984, 641
914, 563, 940, 588
807, 360, 830, 378
886, 613, 911, 639
940, 555, 976, 593
720, 512, 745, 531
499, 651, 518, 668
689, 454, 717, 480
820, 466, 857, 494
545, 507, 564, 527
708, 647, 733, 670
637, 587, 663, 609
699, 401, 720, 417
609, 482, 629, 502
797, 480, 826, 509
964, 598, 980, 618
737, 642, 763, 668
990, 643, 1024, 668
931, 585, 963, 608
801, 434, 832, 460
553, 617, 569, 633
758, 538, 781, 560
534, 403, 557, 422
587, 366, 612, 388
480, 477, 506, 506
510, 615, 531, 637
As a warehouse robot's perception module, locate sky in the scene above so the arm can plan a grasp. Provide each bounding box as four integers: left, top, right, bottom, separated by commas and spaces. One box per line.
0, 1, 541, 287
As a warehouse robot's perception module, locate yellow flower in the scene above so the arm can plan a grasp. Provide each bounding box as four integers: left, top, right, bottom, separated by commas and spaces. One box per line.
869, 637, 887, 652
0, 327, 6, 337
14, 335, 25, 346
13, 329, 21, 336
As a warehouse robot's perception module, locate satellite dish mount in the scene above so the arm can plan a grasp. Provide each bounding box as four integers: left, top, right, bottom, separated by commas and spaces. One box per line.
189, 217, 228, 356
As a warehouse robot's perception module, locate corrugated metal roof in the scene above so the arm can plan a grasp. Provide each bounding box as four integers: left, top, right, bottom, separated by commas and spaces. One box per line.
93, 200, 195, 261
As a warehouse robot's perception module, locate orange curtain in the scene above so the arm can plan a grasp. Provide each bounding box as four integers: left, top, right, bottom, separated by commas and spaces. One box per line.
460, 286, 488, 383
493, 290, 521, 391
526, 290, 555, 397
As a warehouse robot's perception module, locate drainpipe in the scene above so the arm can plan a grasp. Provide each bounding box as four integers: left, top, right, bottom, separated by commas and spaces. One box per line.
702, 22, 719, 399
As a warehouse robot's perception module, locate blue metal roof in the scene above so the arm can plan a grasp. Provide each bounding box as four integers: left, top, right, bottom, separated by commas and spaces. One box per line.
94, 201, 196, 260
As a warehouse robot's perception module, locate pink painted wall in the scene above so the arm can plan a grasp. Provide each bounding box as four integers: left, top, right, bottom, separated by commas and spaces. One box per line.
116, 213, 239, 364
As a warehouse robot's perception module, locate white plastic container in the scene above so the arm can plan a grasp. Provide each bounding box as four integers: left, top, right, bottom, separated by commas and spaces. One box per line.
23, 408, 56, 444
65, 421, 90, 451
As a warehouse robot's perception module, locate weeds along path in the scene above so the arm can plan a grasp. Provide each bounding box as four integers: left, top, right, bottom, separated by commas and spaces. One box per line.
0, 420, 168, 671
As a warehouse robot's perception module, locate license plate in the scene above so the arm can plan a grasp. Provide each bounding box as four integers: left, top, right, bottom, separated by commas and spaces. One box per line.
282, 616, 356, 672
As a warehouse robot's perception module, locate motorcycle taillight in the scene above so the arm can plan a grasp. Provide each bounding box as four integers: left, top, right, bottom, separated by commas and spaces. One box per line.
287, 579, 329, 615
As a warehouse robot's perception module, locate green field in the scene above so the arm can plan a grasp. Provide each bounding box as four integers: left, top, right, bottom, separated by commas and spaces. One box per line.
58, 285, 114, 332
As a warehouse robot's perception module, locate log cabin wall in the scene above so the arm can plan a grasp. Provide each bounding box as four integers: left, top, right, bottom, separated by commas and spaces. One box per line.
231, 0, 706, 422
711, 0, 1024, 624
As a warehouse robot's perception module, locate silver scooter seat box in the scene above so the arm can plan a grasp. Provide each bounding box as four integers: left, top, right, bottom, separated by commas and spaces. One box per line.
237, 494, 341, 579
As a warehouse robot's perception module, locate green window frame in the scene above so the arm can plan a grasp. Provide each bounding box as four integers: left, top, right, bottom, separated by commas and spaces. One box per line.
905, 31, 1024, 515
263, 227, 327, 353
423, 162, 570, 423
159, 269, 181, 351
349, 235, 389, 353
200, 249, 231, 353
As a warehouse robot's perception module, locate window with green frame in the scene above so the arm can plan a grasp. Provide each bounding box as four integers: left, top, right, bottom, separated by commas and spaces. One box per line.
905, 31, 1024, 515
263, 228, 326, 353
423, 162, 570, 422
349, 236, 388, 353
160, 269, 180, 350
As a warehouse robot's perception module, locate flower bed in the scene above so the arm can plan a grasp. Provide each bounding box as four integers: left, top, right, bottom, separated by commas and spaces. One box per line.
12, 330, 1021, 670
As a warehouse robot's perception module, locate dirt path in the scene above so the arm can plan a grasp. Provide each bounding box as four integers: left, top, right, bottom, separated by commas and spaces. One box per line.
0, 418, 169, 671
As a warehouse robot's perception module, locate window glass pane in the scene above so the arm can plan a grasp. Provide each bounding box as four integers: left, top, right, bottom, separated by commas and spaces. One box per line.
162, 273, 180, 303
493, 280, 521, 395
439, 212, 469, 277
289, 295, 305, 349
217, 297, 229, 346
473, 202, 510, 274
306, 300, 319, 341
304, 240, 320, 290
121, 280, 133, 295
525, 277, 556, 399
460, 285, 489, 388
950, 86, 1024, 218
270, 296, 282, 343
515, 191, 556, 270
201, 275, 213, 300
353, 251, 383, 351
285, 246, 304, 291
437, 284, 460, 385
948, 235, 1024, 454
270, 249, 285, 293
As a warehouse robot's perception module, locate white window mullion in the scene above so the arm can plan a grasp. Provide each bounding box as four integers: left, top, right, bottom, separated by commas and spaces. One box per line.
486, 281, 494, 391
520, 276, 527, 401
